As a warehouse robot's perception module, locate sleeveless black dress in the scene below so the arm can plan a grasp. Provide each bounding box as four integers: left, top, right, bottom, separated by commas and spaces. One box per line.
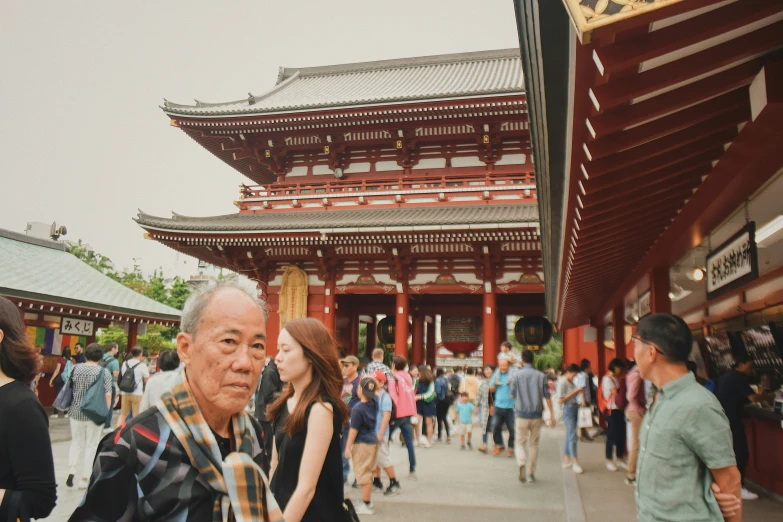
271, 397, 344, 521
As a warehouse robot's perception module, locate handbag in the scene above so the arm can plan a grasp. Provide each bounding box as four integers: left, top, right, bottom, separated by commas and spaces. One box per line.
81, 368, 109, 425
578, 406, 594, 428
342, 499, 361, 522
53, 375, 74, 411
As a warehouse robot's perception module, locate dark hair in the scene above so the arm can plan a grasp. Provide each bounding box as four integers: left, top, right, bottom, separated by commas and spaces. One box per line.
460, 391, 469, 397
636, 313, 692, 364
62, 346, 72, 360
686, 360, 698, 375
158, 350, 180, 371
608, 358, 624, 373
734, 352, 752, 365
436, 368, 445, 377
483, 363, 495, 372
500, 341, 513, 350
104, 342, 118, 353
85, 343, 104, 362
522, 350, 534, 364
267, 318, 349, 436
566, 363, 581, 373
130, 345, 143, 358
627, 360, 637, 370
418, 365, 433, 385
580, 359, 591, 371
75, 342, 83, 348
466, 367, 474, 376
393, 355, 407, 371
0, 297, 40, 384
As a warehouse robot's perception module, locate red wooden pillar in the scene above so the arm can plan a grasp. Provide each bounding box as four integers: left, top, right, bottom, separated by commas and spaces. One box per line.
613, 304, 629, 360
563, 327, 580, 368
425, 317, 437, 368
127, 322, 138, 353
323, 278, 336, 336
395, 289, 409, 358
650, 267, 671, 315
482, 286, 498, 365
411, 314, 424, 366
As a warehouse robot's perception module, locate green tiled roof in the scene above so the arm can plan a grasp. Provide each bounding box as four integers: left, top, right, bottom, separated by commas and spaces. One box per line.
0, 229, 180, 321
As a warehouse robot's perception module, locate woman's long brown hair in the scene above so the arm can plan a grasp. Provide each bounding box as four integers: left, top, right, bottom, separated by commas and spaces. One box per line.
0, 296, 39, 384
418, 365, 434, 385
267, 318, 349, 436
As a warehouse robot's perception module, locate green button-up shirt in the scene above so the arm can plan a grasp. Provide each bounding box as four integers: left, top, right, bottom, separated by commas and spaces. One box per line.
636, 372, 736, 522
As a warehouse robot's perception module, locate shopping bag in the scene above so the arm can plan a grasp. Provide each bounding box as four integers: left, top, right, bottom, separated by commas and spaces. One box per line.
578, 406, 594, 428
52, 377, 74, 411
81, 368, 109, 425
342, 499, 361, 522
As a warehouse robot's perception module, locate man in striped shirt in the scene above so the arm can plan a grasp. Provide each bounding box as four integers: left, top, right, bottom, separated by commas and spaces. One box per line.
362, 348, 393, 385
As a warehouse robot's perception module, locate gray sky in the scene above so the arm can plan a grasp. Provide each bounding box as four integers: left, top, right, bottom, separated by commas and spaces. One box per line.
1, 1, 519, 278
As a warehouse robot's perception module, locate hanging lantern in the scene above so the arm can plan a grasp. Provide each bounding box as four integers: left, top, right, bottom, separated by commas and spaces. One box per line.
377, 317, 396, 345
514, 316, 553, 347
441, 316, 482, 355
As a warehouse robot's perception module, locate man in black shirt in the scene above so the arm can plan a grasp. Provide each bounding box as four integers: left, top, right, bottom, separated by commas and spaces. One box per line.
73, 343, 86, 364
715, 354, 774, 500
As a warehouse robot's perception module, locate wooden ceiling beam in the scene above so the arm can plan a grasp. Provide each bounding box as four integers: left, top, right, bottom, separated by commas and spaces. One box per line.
577, 187, 693, 229
593, 1, 783, 76
590, 20, 783, 112
582, 165, 709, 207
582, 148, 721, 194
577, 215, 675, 247
584, 90, 748, 161
582, 118, 741, 179
574, 231, 667, 262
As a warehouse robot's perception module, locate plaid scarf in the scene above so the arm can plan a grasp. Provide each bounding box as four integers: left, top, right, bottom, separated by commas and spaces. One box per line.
157, 369, 284, 522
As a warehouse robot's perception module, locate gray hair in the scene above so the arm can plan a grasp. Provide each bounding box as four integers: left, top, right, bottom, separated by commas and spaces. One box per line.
180, 282, 268, 336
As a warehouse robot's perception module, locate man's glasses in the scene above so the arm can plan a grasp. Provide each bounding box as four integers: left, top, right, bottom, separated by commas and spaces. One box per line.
631, 334, 666, 356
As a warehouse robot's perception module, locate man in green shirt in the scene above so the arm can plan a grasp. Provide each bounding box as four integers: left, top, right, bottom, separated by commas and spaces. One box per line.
633, 313, 742, 522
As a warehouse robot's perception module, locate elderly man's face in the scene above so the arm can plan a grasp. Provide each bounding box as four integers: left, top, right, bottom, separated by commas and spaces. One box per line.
498, 359, 510, 373
177, 289, 267, 417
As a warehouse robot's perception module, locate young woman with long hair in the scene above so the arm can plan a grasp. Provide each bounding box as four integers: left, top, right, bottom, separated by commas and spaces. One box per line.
268, 318, 349, 522
415, 365, 436, 448
388, 355, 417, 478
0, 296, 57, 520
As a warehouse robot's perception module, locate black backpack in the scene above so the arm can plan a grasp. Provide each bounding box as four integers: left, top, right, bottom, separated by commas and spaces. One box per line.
118, 361, 140, 393
448, 374, 461, 401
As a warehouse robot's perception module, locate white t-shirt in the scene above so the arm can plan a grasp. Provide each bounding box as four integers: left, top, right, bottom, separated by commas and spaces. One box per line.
602, 375, 618, 410
120, 359, 150, 396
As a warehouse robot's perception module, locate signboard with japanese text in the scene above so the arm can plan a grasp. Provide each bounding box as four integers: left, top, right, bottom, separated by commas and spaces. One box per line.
706, 222, 758, 300
60, 317, 94, 337
638, 291, 651, 319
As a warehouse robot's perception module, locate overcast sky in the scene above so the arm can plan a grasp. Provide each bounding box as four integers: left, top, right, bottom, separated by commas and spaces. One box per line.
1, 1, 519, 278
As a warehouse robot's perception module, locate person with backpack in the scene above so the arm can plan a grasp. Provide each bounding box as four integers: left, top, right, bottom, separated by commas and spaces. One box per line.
434, 368, 452, 443
115, 345, 149, 428
601, 358, 627, 472
101, 342, 120, 432
49, 346, 74, 419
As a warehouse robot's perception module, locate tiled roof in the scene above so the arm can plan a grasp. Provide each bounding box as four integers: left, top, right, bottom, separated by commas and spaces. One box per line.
0, 229, 181, 321
136, 204, 538, 232
163, 49, 523, 116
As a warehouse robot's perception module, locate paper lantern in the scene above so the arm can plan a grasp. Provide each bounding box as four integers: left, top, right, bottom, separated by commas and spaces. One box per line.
377, 316, 396, 345
514, 316, 553, 347
440, 316, 482, 355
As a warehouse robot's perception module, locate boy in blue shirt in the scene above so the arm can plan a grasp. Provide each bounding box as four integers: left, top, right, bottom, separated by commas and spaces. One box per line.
344, 376, 379, 515
371, 370, 401, 496
455, 392, 475, 450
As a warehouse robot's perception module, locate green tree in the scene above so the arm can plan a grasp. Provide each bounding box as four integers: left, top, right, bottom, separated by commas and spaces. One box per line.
145, 270, 168, 304
138, 324, 176, 353
69, 240, 118, 279
166, 276, 192, 310
96, 325, 128, 349
358, 323, 367, 359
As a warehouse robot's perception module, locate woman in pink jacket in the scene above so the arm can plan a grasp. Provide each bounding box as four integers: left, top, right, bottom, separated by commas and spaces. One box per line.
388, 355, 417, 478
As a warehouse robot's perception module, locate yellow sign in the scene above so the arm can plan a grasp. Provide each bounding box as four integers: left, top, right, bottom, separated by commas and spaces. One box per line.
562, 0, 685, 43
264, 149, 271, 158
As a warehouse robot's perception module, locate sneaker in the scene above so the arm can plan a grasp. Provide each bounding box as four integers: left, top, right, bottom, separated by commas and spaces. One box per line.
741, 488, 759, 500
467, 441, 473, 450
606, 461, 618, 472
616, 460, 628, 470
518, 464, 526, 482
507, 449, 514, 458
372, 480, 384, 492
65, 474, 74, 487
624, 477, 636, 487
51, 413, 60, 419
354, 502, 375, 515
477, 445, 487, 454
407, 472, 417, 481
561, 461, 572, 469
492, 447, 504, 457
103, 428, 113, 434
446, 438, 451, 444
384, 483, 401, 496
64, 413, 69, 418
572, 463, 584, 474
527, 474, 536, 484
78, 478, 89, 490
460, 444, 466, 450
352, 480, 360, 489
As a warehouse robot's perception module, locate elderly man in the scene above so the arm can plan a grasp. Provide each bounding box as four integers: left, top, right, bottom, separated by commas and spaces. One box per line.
70, 283, 282, 522
633, 313, 741, 522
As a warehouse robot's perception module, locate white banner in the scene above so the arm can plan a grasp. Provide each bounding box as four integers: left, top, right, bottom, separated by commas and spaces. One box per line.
60, 317, 94, 336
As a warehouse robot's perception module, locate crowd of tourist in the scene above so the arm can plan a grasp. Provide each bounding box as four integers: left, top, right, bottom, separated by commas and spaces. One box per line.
0, 285, 762, 521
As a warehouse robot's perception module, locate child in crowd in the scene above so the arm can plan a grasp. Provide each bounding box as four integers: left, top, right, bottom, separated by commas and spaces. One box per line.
455, 391, 475, 450
344, 376, 379, 515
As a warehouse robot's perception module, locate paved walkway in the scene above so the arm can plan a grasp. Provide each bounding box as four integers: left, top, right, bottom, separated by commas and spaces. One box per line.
40, 415, 783, 521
